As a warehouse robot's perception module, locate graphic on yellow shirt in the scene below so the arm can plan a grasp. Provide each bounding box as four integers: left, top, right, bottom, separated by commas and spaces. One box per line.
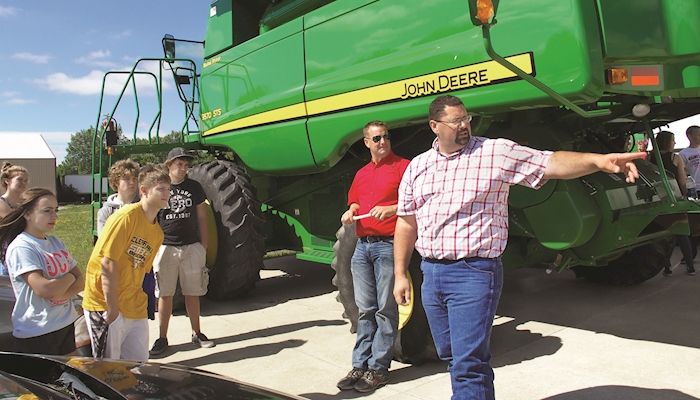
127, 236, 154, 269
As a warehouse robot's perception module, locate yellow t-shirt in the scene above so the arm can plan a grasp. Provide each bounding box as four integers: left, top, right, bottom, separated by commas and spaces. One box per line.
82, 203, 163, 319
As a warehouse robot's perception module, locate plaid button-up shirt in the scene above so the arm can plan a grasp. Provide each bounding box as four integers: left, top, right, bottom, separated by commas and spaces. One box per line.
397, 137, 552, 260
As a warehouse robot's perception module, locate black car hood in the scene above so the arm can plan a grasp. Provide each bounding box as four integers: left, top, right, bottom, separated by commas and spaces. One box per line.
0, 351, 304, 399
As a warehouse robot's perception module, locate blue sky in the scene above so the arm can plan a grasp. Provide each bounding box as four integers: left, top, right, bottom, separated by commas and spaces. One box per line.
0, 1, 207, 163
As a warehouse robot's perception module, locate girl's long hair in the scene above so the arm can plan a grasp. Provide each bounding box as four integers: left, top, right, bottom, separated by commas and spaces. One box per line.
655, 131, 675, 152
0, 188, 55, 261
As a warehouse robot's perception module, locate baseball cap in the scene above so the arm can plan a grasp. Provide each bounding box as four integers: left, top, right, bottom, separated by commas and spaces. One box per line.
165, 147, 195, 164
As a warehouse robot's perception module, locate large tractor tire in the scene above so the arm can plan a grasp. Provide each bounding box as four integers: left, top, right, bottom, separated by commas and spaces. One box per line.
188, 160, 265, 299
573, 239, 673, 285
331, 224, 436, 364
331, 224, 359, 332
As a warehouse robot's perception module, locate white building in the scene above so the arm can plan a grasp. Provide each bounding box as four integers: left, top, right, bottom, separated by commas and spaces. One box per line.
0, 133, 56, 195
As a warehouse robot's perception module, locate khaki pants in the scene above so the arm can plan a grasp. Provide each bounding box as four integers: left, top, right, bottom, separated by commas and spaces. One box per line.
153, 243, 208, 297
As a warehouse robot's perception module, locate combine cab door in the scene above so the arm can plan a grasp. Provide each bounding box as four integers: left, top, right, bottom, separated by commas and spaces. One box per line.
200, 0, 316, 173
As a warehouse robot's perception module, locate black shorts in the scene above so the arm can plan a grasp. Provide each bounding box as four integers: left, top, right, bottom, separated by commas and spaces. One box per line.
13, 322, 75, 355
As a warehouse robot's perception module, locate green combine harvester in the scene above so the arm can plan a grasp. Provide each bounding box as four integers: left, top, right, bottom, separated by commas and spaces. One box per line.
91, 0, 700, 362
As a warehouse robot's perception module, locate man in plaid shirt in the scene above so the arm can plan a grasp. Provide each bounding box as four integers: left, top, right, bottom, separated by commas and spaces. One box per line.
393, 95, 646, 400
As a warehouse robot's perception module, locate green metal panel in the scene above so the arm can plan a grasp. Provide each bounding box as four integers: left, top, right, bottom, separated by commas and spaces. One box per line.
303, 0, 604, 172
598, 0, 700, 59
508, 180, 556, 210
204, 120, 316, 173
204, 0, 233, 58
663, 1, 700, 56
262, 205, 335, 264
522, 181, 601, 250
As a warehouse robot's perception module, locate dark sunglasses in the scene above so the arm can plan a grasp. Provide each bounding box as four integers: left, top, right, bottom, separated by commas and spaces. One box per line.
368, 133, 391, 143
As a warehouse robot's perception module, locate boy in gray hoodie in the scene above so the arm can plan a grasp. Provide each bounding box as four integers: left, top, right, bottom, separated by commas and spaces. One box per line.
96, 159, 140, 235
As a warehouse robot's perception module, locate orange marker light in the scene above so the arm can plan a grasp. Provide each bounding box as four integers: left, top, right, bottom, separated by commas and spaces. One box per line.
606, 68, 628, 85
631, 67, 660, 86
476, 0, 495, 25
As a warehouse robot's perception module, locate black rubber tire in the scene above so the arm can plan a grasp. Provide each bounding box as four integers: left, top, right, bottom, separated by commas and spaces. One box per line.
188, 160, 265, 299
573, 239, 673, 285
331, 224, 359, 333
331, 224, 436, 364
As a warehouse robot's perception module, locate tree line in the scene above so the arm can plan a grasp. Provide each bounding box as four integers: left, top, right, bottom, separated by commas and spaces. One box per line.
57, 126, 198, 176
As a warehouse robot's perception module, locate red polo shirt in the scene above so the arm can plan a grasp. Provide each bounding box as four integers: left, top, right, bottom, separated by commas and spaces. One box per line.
347, 152, 410, 237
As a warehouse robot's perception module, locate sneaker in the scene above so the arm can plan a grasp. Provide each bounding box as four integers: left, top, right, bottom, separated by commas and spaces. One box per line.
337, 368, 365, 391
662, 269, 672, 277
192, 332, 215, 348
687, 268, 696, 276
353, 369, 389, 393
149, 337, 168, 356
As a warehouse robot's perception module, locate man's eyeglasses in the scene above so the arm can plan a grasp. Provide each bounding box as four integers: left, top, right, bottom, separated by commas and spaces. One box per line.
367, 133, 391, 143
436, 115, 473, 127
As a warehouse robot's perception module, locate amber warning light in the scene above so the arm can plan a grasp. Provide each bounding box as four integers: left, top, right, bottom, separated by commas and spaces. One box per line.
606, 68, 628, 85
476, 0, 495, 25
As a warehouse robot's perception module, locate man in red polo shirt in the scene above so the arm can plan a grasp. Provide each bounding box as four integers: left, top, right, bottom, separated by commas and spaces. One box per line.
336, 120, 410, 393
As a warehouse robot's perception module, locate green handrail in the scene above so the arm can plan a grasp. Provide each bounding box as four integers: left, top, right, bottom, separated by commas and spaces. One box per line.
646, 122, 677, 205
90, 57, 200, 236
481, 25, 611, 119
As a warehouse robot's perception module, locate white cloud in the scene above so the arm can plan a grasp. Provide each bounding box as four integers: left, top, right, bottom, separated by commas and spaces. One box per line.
78, 50, 110, 61
1, 91, 34, 105
110, 29, 133, 40
12, 52, 51, 64
35, 70, 119, 96
35, 63, 172, 96
0, 131, 72, 163
5, 98, 35, 105
75, 50, 118, 68
0, 6, 17, 17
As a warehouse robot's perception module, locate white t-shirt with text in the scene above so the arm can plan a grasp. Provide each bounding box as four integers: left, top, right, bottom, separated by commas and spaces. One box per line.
5, 232, 78, 338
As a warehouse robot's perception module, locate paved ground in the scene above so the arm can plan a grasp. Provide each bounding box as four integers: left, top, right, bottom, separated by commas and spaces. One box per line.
148, 252, 700, 400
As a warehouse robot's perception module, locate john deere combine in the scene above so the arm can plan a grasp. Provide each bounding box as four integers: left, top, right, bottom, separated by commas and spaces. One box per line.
91, 0, 700, 362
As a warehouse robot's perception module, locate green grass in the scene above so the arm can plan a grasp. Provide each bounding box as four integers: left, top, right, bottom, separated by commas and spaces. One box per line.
54, 204, 92, 272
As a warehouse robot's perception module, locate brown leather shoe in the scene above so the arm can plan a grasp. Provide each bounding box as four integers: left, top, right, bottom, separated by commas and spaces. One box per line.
337, 368, 366, 391
353, 369, 389, 393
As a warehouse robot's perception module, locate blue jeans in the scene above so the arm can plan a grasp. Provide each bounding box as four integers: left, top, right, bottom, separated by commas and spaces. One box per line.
421, 257, 504, 400
351, 239, 398, 372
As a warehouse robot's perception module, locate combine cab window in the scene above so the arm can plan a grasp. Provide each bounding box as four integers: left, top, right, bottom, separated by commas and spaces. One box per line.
205, 0, 334, 58
259, 0, 335, 33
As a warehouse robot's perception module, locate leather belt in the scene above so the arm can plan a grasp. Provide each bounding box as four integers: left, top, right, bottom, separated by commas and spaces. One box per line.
423, 256, 495, 264
359, 236, 393, 243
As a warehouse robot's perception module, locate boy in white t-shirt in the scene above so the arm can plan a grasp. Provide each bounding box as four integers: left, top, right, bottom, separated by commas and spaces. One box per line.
679, 125, 700, 197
